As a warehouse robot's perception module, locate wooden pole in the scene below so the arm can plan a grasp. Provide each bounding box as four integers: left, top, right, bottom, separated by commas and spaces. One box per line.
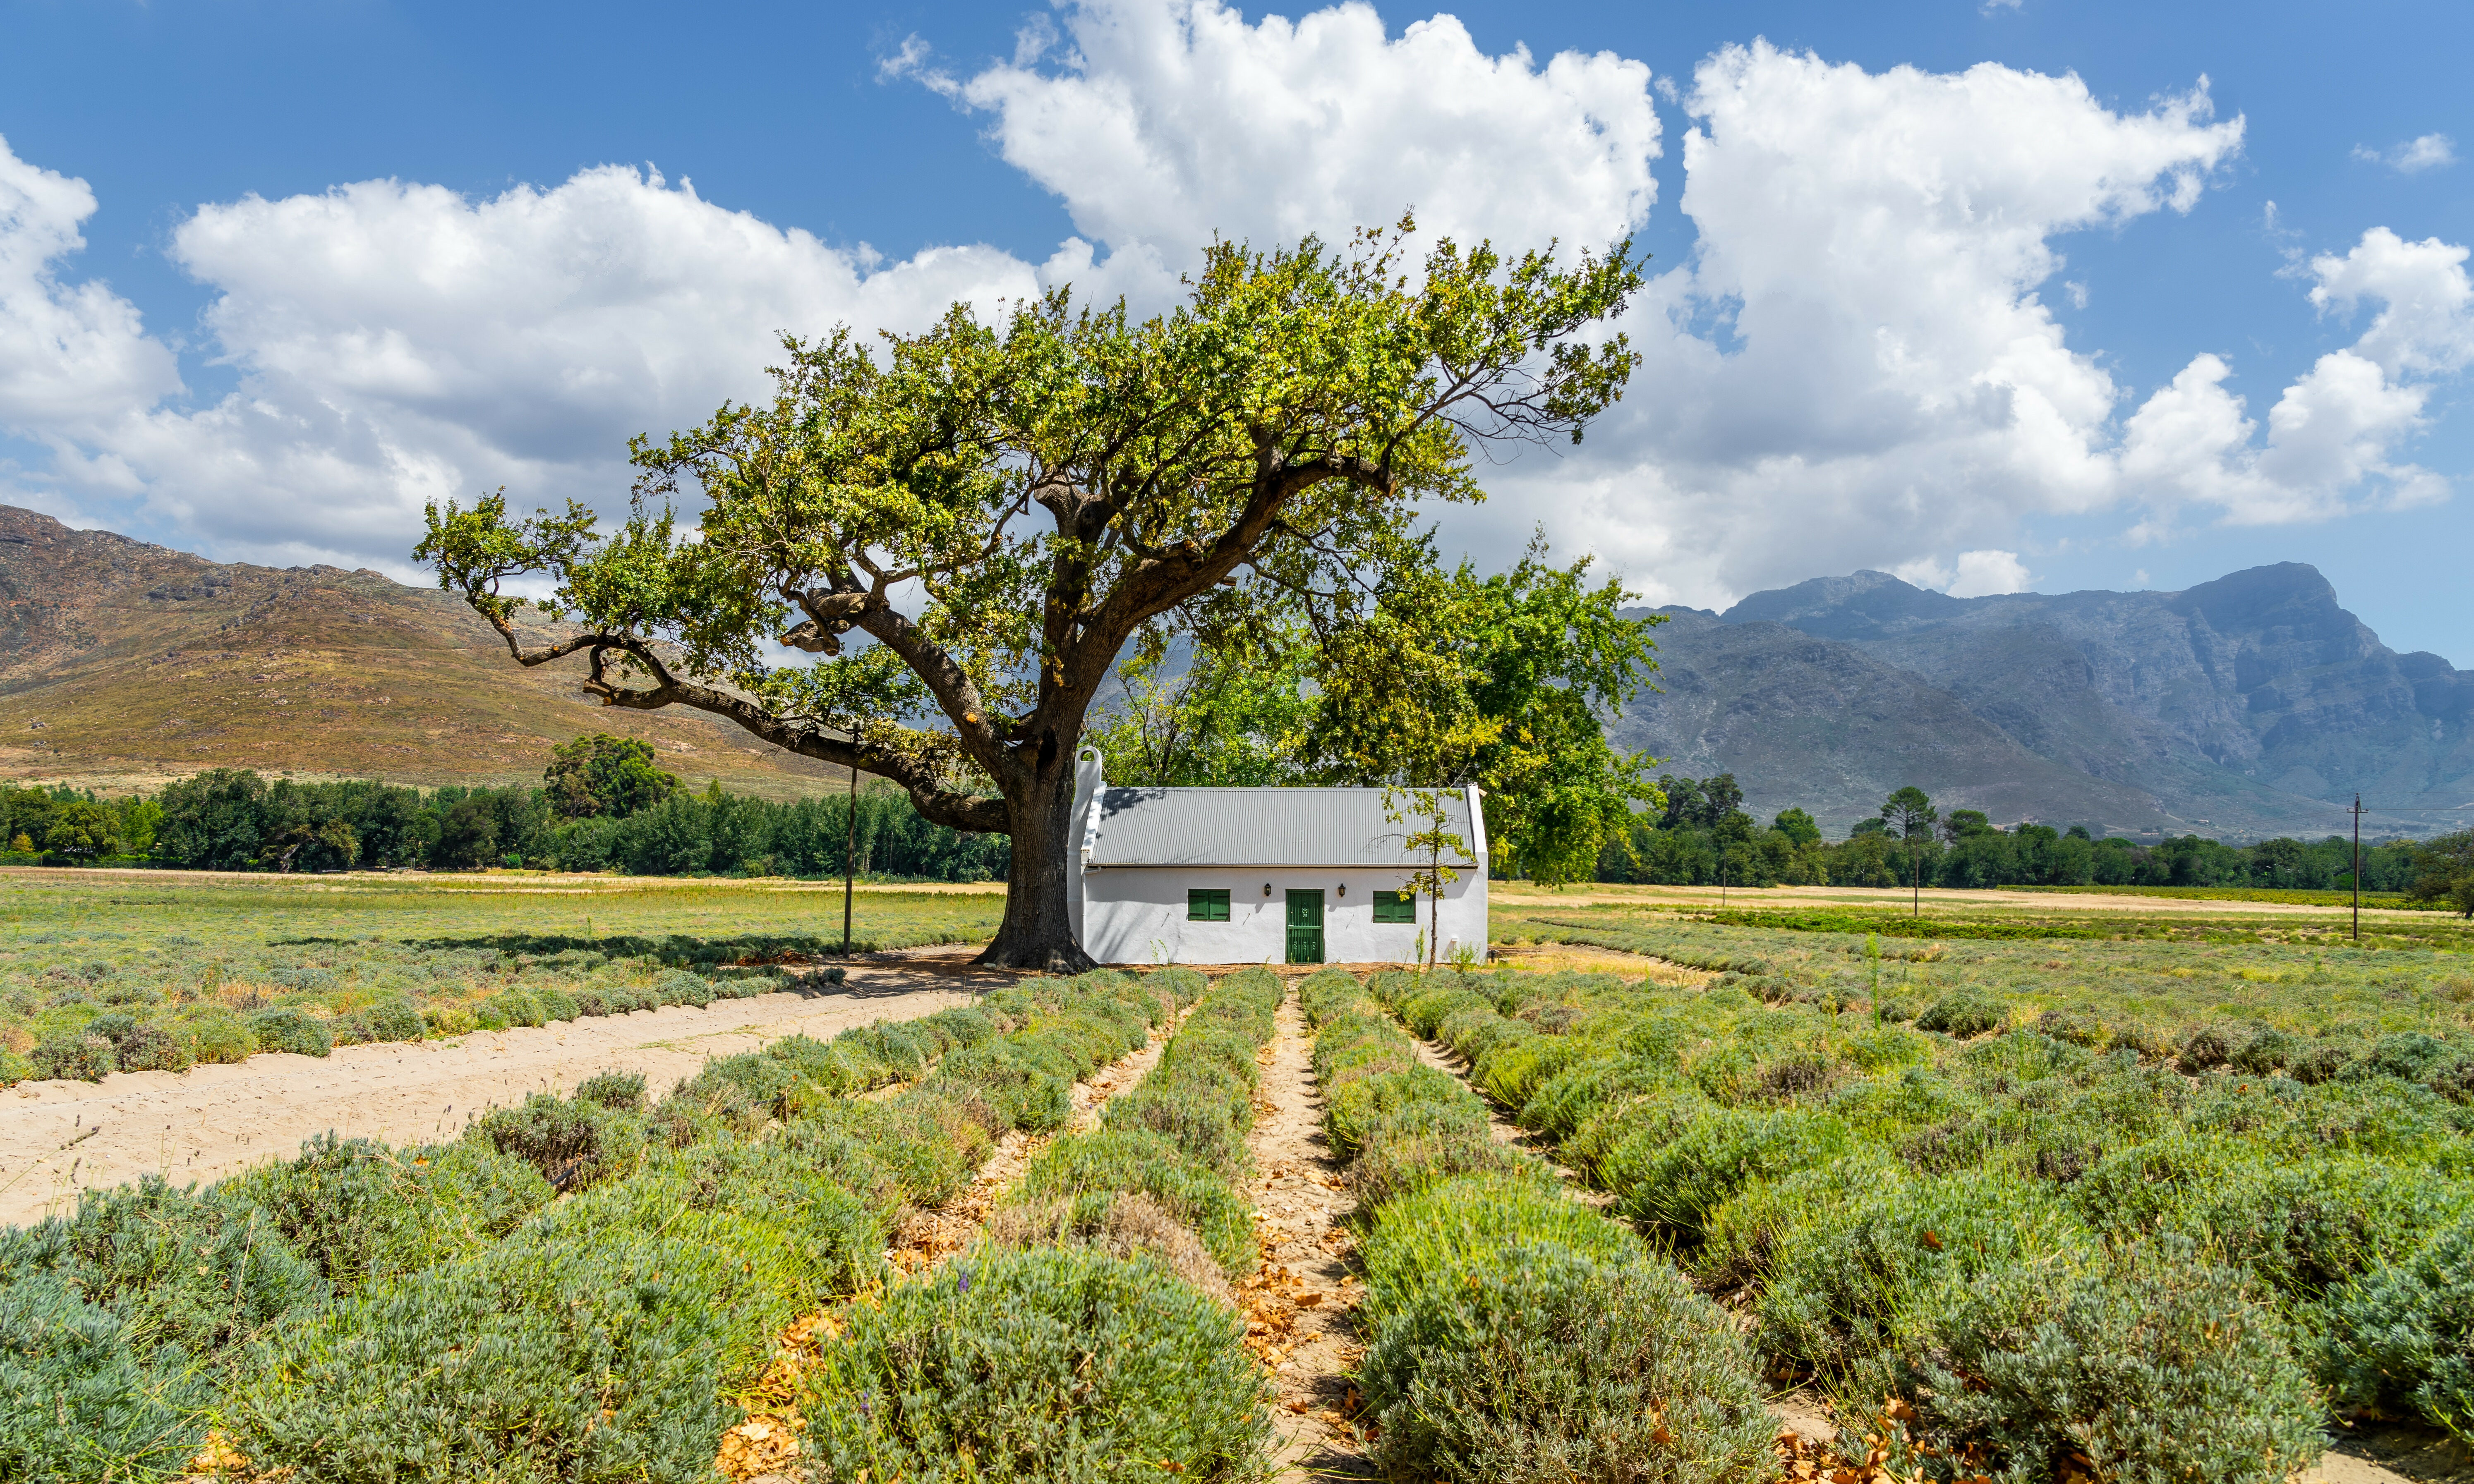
842, 766, 858, 956
2352, 793, 2362, 945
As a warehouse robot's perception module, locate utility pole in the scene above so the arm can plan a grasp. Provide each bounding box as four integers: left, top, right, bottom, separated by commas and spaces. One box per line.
2352, 793, 2363, 945
1912, 837, 1921, 919
842, 766, 858, 956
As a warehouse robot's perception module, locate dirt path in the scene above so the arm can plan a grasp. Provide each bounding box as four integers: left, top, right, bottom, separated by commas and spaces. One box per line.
886, 997, 1193, 1273
0, 947, 1016, 1228
719, 993, 1193, 1482
1242, 987, 1376, 1479
1412, 1035, 1611, 1204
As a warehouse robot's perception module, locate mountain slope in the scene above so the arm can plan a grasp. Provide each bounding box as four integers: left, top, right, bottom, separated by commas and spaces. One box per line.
1609, 609, 2173, 837
0, 505, 849, 798
1637, 562, 2474, 839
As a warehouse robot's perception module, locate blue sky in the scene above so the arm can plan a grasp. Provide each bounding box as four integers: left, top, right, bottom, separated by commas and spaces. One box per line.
2, 0, 2469, 659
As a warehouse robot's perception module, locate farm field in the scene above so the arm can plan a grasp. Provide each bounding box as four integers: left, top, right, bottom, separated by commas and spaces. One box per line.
12, 868, 2474, 1480
0, 867, 1004, 1087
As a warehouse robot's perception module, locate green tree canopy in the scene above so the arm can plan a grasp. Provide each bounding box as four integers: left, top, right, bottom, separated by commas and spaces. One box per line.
1772, 807, 1821, 847
1940, 809, 1992, 843
419, 224, 1645, 965
2410, 831, 2474, 919
1088, 537, 1659, 886
40, 800, 122, 860
1881, 787, 1938, 841
545, 733, 683, 820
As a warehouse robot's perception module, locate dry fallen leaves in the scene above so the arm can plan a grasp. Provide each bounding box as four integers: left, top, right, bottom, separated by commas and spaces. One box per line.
1772, 1399, 1992, 1484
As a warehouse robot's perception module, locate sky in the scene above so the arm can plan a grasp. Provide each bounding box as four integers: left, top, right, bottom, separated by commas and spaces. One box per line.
2, 0, 2469, 660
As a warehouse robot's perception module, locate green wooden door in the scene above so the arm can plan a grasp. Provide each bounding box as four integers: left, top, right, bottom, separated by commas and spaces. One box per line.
1284, 890, 1325, 965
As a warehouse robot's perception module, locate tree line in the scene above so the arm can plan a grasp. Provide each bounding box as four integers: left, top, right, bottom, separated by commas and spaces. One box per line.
0, 735, 1006, 881
1594, 772, 2459, 902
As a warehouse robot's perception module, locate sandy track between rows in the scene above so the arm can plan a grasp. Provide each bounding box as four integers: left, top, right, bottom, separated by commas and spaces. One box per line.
1245, 988, 1376, 1479
0, 947, 1015, 1228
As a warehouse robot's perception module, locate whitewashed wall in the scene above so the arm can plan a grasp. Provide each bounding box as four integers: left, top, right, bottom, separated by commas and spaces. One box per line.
1076, 867, 1489, 967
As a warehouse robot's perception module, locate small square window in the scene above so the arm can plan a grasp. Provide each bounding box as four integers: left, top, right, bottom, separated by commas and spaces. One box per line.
1373, 890, 1417, 924
1187, 888, 1231, 922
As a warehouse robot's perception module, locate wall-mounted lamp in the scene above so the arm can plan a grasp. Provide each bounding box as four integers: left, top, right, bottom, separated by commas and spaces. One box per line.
1263, 883, 1272, 898
1337, 883, 1346, 898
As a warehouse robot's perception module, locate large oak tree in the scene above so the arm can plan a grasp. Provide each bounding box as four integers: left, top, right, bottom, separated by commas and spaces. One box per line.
417, 226, 1642, 968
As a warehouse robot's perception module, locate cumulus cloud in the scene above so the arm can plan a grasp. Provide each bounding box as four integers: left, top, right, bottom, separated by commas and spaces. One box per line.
2119, 228, 2469, 526
0, 136, 180, 464
931, 0, 1660, 304
1894, 549, 2031, 596
6, 160, 1035, 568
1481, 43, 2242, 604
2354, 134, 2457, 173
2, 1, 2469, 602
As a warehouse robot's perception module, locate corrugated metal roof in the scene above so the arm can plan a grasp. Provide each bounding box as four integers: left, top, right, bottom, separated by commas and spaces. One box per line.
1084, 786, 1481, 868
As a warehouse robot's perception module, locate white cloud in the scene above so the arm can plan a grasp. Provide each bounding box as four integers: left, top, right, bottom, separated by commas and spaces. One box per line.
1480, 43, 2241, 605
2308, 226, 2474, 376
942, 0, 1660, 301
0, 135, 180, 459
2118, 227, 2468, 525
0, 4, 2467, 606
8, 161, 1036, 568
1892, 548, 2032, 596
2355, 133, 2457, 173
1948, 548, 2034, 596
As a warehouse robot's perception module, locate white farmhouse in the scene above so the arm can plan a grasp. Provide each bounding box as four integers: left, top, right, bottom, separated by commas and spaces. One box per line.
1067, 748, 1490, 967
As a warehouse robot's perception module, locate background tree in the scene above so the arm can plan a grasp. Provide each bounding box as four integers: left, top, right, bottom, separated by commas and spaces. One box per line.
1082, 625, 1313, 788
2410, 831, 2474, 919
435, 799, 501, 870
545, 733, 683, 820
420, 225, 1643, 967
1384, 786, 1469, 969
39, 801, 121, 861
1939, 808, 1992, 844
1881, 785, 1937, 911
1094, 537, 1658, 885
1773, 807, 1821, 847
1881, 787, 1938, 842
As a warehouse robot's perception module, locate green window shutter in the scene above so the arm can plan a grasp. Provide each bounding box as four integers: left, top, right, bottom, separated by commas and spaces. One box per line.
1374, 890, 1416, 924
1187, 889, 1230, 922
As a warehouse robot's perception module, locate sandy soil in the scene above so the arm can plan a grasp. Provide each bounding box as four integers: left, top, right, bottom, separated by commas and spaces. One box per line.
882, 996, 1191, 1274
714, 993, 1191, 1483
1242, 988, 1378, 1479
0, 945, 1021, 1228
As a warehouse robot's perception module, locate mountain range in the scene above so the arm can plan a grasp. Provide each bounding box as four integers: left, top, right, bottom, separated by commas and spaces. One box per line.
6, 503, 2467, 840
1614, 563, 2474, 842
0, 505, 847, 798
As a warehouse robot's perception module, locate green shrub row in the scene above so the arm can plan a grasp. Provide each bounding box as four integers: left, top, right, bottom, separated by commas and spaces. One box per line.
6, 963, 839, 1087
0, 971, 1175, 1484
800, 965, 1274, 1483
992, 966, 1283, 1281
1432, 967, 2406, 1479
1303, 968, 1774, 1484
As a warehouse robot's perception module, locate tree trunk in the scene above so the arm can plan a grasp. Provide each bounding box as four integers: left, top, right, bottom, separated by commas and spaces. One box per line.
976, 745, 1096, 972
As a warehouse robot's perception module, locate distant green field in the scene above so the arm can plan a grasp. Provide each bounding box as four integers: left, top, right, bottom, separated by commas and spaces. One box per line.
2000, 882, 2442, 909
0, 869, 1002, 1082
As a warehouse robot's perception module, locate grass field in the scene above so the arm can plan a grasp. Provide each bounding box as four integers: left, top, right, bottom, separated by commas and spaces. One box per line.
2000, 881, 2441, 908
12, 867, 2474, 1480
0, 868, 1002, 1082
